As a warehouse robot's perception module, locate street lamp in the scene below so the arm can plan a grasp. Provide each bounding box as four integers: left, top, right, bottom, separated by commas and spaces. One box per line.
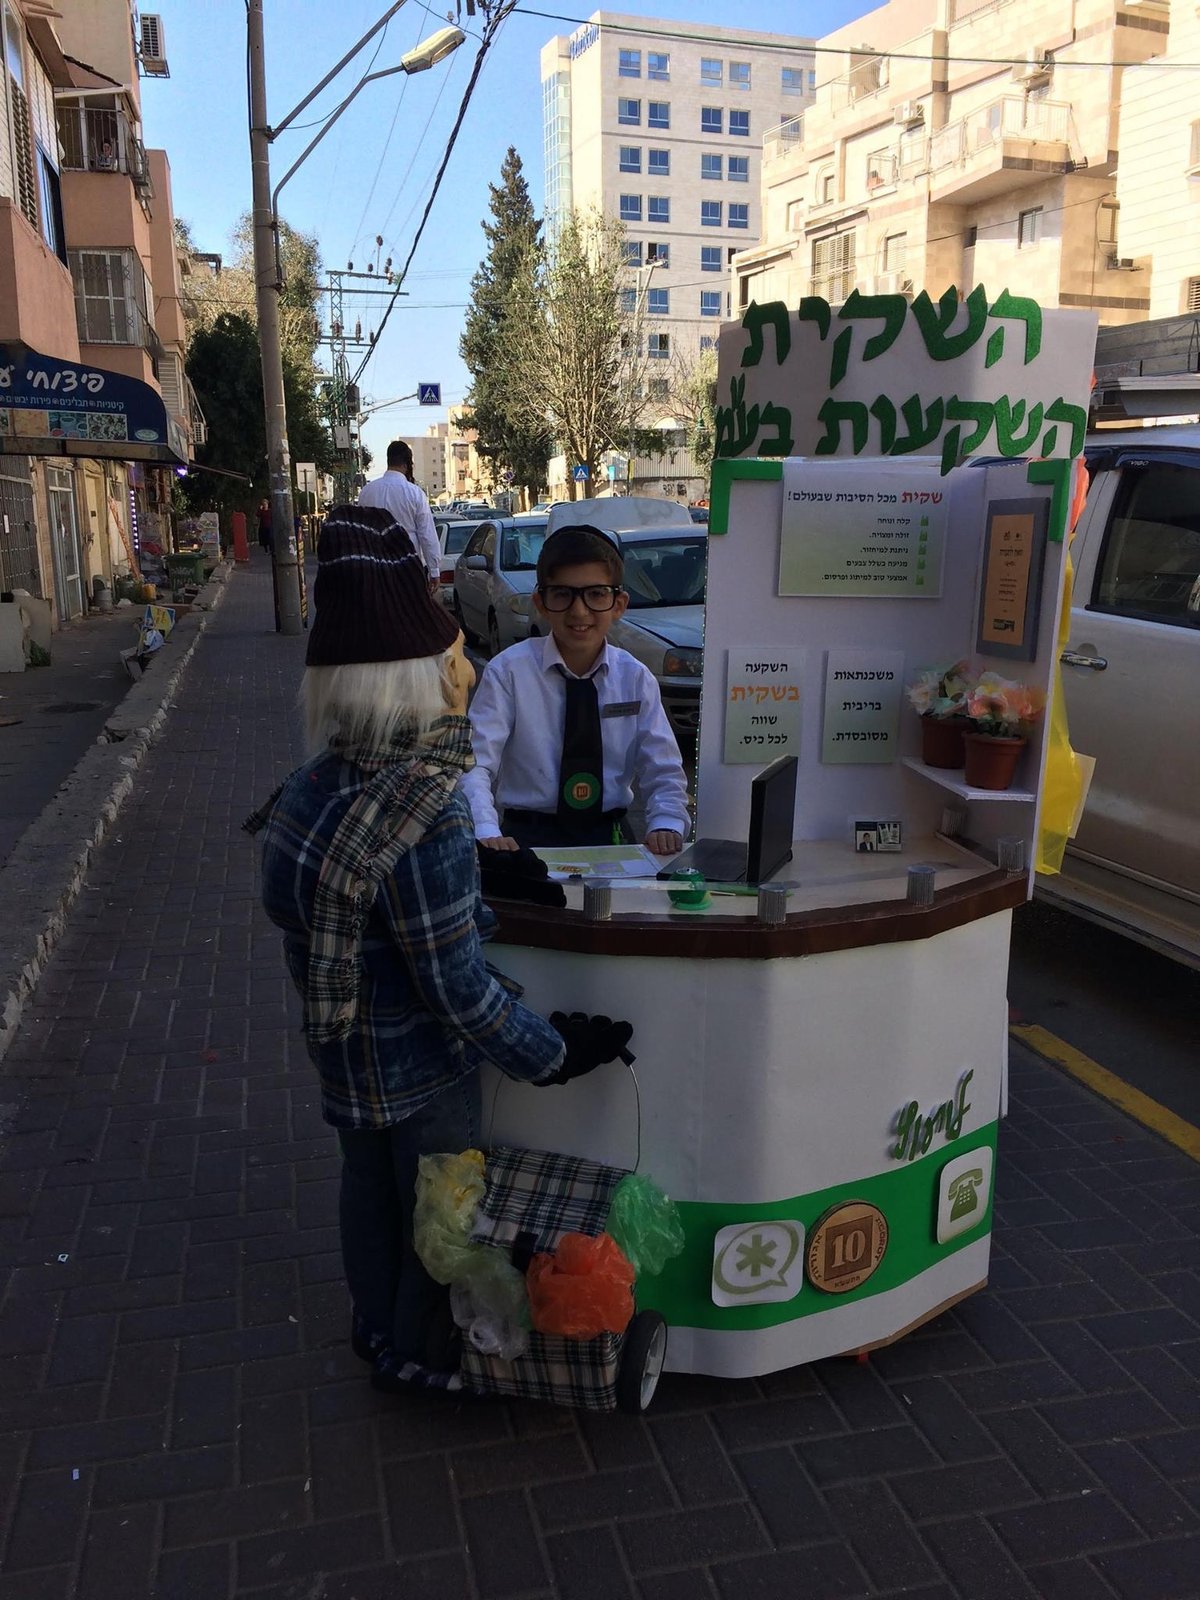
247, 2, 465, 634
627, 258, 661, 495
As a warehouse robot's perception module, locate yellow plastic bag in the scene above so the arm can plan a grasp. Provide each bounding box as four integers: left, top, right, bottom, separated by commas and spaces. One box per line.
412, 1149, 486, 1285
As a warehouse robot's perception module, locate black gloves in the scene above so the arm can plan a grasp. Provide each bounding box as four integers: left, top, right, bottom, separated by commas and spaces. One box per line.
544, 1012, 635, 1085
477, 844, 567, 909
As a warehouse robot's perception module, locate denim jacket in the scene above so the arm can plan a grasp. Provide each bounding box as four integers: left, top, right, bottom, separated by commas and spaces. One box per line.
260, 751, 565, 1128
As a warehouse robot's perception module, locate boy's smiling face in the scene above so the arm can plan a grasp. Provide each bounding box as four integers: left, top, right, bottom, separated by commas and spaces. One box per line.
533, 560, 628, 671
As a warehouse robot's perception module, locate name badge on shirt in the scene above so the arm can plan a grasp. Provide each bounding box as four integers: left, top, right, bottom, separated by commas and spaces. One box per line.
602, 700, 641, 718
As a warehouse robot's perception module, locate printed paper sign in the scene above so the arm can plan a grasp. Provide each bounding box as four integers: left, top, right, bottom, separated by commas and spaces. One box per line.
712, 1220, 806, 1307
781, 463, 948, 597
976, 498, 1047, 660
821, 650, 905, 764
723, 650, 802, 765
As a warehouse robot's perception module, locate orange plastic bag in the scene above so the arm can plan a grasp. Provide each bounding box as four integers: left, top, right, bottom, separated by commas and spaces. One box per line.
526, 1232, 635, 1339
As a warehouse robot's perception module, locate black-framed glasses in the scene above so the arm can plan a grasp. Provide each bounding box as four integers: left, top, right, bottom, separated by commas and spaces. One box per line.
538, 583, 623, 612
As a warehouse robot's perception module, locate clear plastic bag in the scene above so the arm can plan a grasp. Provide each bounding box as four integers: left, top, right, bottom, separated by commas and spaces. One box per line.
450, 1251, 530, 1361
526, 1232, 636, 1339
606, 1172, 686, 1279
412, 1149, 486, 1285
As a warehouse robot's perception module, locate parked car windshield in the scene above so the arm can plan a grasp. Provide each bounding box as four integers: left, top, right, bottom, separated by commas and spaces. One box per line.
621, 536, 707, 607
499, 520, 549, 571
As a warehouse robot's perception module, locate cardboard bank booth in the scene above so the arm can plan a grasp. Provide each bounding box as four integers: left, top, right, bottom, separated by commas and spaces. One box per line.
484, 287, 1097, 1379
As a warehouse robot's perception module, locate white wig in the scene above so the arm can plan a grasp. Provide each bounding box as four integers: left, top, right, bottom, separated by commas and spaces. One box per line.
303, 650, 454, 753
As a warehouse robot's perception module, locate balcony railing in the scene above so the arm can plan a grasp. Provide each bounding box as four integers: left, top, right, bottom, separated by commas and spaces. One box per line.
763, 115, 804, 165
928, 94, 1073, 174
69, 249, 162, 363
56, 103, 154, 195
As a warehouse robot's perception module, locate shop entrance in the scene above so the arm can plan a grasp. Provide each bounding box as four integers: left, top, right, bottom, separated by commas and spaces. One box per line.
0, 457, 42, 595
47, 466, 84, 620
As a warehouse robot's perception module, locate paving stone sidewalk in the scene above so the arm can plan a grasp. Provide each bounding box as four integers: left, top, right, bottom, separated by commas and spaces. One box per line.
0, 564, 1198, 1600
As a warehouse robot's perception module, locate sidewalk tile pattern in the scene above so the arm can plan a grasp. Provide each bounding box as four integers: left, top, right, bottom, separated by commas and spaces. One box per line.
0, 566, 1198, 1599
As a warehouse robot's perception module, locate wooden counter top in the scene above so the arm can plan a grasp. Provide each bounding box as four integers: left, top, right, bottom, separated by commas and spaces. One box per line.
488, 838, 1027, 959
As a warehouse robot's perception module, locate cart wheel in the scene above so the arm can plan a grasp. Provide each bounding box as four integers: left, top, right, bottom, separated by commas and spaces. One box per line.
616, 1311, 668, 1414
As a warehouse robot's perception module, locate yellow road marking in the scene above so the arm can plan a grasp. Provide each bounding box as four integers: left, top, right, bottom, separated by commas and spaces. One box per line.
1010, 1022, 1200, 1165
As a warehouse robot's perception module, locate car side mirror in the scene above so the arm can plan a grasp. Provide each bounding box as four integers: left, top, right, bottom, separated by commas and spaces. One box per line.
463, 554, 490, 571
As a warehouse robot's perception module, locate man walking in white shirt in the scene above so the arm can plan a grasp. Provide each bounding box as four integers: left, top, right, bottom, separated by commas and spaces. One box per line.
357, 441, 441, 585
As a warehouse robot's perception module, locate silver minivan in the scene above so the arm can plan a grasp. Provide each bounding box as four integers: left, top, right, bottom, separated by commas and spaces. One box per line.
1036, 428, 1200, 967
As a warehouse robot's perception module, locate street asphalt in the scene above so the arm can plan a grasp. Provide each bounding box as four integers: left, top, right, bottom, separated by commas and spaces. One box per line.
0, 561, 1197, 1599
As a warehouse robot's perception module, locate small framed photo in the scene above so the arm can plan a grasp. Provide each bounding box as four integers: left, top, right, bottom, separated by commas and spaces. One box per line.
854, 819, 903, 853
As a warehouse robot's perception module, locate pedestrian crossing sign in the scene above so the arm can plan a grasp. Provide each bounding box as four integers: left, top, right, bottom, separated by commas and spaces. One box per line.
418, 383, 441, 406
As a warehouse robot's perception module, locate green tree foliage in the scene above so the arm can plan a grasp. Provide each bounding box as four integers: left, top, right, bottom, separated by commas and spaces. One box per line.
501, 209, 650, 499
460, 149, 550, 498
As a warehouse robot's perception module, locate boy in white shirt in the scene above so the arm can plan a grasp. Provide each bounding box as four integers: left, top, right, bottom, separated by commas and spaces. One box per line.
463, 525, 689, 855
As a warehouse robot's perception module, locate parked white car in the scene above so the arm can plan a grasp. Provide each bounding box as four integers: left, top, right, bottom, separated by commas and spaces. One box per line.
432, 517, 487, 608
453, 515, 550, 655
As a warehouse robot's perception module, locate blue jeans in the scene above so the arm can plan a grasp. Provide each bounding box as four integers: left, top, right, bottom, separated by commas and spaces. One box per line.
336, 1072, 481, 1364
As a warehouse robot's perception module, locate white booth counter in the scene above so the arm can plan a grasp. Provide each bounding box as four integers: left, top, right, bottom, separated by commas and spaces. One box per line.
483, 838, 1021, 1379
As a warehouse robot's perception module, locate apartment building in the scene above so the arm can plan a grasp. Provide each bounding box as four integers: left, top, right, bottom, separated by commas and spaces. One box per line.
541, 12, 816, 397
733, 0, 1165, 327
1114, 0, 1200, 318
401, 429, 450, 502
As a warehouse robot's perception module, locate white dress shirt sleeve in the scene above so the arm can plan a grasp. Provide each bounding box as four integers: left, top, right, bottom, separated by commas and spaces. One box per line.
412, 489, 441, 579
462, 657, 514, 839
630, 666, 691, 836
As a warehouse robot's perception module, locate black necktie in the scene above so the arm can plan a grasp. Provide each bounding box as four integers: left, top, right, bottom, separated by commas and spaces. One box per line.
556, 669, 604, 834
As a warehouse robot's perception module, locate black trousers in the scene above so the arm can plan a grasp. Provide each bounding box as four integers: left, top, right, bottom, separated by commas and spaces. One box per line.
501, 808, 629, 851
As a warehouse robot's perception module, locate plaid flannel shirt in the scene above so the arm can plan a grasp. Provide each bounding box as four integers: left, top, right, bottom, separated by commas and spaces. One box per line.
258, 749, 565, 1128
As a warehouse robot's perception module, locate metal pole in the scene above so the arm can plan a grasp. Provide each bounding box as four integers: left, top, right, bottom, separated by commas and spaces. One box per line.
247, 0, 302, 636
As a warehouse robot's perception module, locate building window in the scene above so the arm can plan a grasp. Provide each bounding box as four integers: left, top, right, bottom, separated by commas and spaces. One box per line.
70, 248, 155, 348
648, 100, 669, 130
646, 241, 670, 267
620, 287, 636, 313
648, 287, 669, 315
619, 145, 641, 173
648, 147, 669, 176
701, 153, 723, 181
647, 196, 669, 224
727, 247, 739, 264
648, 332, 670, 359
728, 155, 749, 183
619, 49, 641, 77
1018, 206, 1042, 248
963, 224, 978, 249
782, 67, 802, 96
700, 290, 722, 317
819, 169, 836, 205
649, 377, 669, 400
701, 107, 723, 135
701, 245, 722, 271
730, 61, 751, 91
619, 194, 642, 222
728, 203, 749, 229
701, 57, 722, 86
701, 200, 722, 227
729, 109, 750, 137
618, 98, 640, 125
648, 51, 669, 81
36, 149, 66, 264
623, 240, 643, 266
1098, 203, 1118, 245
812, 229, 856, 303
808, 69, 817, 92
1188, 276, 1200, 312
882, 232, 907, 271
700, 335, 716, 351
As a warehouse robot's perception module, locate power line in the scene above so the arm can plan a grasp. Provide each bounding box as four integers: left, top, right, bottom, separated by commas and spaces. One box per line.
514, 6, 1200, 71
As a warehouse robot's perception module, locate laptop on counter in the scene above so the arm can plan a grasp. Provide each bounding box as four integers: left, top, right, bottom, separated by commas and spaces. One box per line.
659, 755, 798, 886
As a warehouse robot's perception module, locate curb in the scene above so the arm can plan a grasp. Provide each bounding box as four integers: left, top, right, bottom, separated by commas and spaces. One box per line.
0, 562, 233, 1065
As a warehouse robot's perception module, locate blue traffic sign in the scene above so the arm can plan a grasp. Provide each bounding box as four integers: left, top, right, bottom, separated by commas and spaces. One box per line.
418, 382, 442, 406
572, 463, 590, 482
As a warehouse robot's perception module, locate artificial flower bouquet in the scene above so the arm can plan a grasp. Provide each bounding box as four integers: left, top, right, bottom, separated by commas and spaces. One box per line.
962, 673, 1046, 739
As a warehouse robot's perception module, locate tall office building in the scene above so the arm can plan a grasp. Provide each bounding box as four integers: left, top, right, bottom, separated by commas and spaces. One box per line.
540, 12, 816, 382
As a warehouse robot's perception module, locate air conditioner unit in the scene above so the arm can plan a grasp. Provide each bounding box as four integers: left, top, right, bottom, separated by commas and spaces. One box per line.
873, 271, 914, 296
893, 101, 924, 127
138, 14, 170, 77
1012, 50, 1051, 86
1106, 255, 1137, 271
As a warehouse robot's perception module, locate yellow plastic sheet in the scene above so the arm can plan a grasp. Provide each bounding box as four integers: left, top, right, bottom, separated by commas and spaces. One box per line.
1036, 459, 1089, 877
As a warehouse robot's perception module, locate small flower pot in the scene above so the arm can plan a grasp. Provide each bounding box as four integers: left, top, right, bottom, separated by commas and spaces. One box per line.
920, 715, 969, 769
963, 733, 1028, 791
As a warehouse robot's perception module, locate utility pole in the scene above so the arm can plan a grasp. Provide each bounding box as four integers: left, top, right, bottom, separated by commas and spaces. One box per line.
247, 0, 302, 636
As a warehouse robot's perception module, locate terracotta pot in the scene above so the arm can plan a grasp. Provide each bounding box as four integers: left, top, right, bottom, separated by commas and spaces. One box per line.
963, 732, 1028, 791
920, 715, 969, 769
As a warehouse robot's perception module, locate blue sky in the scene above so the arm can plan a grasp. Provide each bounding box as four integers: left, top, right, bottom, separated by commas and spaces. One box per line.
142, 1, 861, 464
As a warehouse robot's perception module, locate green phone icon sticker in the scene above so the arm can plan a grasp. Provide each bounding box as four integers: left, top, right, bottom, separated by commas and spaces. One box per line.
936, 1148, 994, 1244
711, 1220, 806, 1308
